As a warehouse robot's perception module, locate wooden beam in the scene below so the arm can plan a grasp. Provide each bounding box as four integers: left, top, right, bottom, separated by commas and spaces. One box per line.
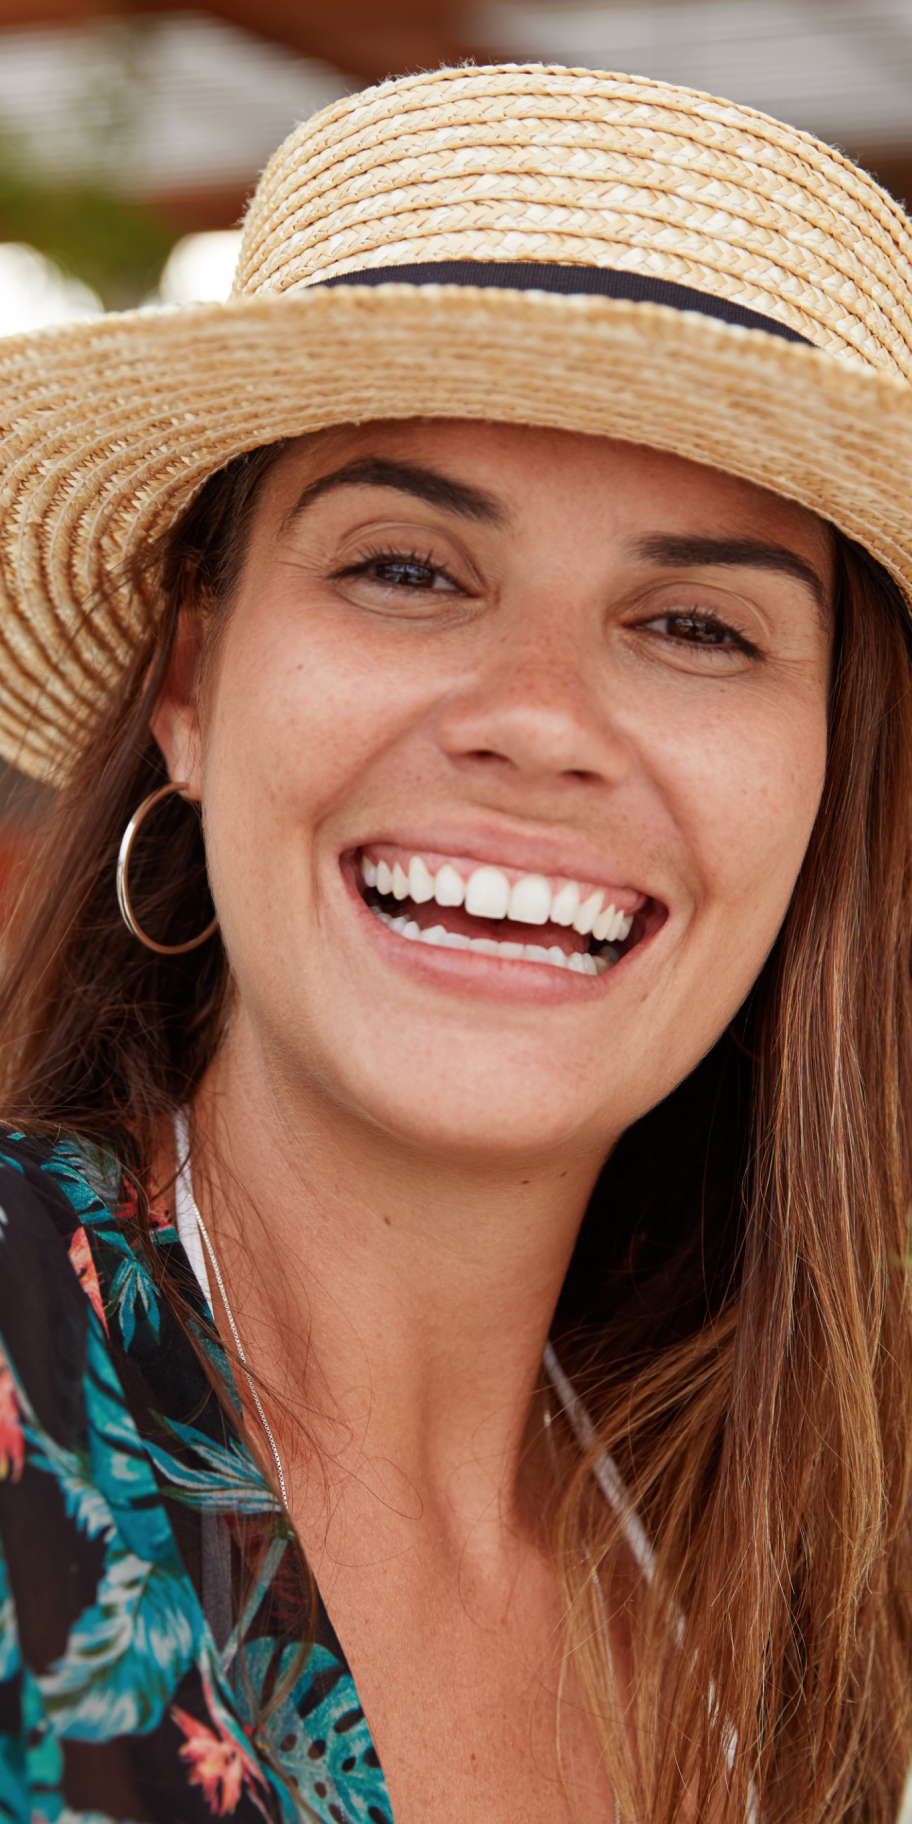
855, 149, 912, 213
0, 2, 94, 20
152, 0, 477, 81
0, 0, 486, 82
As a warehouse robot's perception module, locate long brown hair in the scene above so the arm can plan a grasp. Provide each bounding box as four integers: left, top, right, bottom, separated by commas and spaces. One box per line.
1, 443, 911, 1823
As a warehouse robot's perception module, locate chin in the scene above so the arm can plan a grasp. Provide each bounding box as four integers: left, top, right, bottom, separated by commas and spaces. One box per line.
322, 1040, 627, 1160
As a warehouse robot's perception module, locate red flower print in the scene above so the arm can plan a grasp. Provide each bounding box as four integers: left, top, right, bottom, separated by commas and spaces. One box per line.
115, 1180, 139, 1225
173, 1707, 245, 1815
146, 1192, 172, 1231
116, 1176, 171, 1231
0, 1358, 24, 1482
67, 1226, 108, 1333
172, 1677, 269, 1818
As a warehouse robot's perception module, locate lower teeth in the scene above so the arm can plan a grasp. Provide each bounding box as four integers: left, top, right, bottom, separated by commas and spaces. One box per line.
370, 907, 618, 975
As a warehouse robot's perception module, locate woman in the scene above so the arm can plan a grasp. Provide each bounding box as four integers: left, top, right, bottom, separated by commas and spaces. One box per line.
0, 58, 911, 1824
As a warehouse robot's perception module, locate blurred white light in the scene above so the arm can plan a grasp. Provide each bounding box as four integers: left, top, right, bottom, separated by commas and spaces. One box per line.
0, 244, 102, 337
159, 230, 243, 305
0, 17, 352, 195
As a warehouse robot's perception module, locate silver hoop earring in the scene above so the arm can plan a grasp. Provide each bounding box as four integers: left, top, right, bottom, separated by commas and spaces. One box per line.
116, 781, 219, 956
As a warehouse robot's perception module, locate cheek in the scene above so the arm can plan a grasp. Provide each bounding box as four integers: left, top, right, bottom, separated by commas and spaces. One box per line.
207, 615, 376, 804
657, 687, 829, 942
198, 610, 424, 923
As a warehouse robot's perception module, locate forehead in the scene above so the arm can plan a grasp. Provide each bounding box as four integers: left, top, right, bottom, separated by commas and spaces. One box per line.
261, 418, 834, 576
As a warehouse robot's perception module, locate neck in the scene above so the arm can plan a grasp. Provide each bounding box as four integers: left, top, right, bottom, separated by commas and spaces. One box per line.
188, 1021, 612, 1547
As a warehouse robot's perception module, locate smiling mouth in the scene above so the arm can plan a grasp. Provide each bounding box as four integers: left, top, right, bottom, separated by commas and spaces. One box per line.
356, 847, 653, 978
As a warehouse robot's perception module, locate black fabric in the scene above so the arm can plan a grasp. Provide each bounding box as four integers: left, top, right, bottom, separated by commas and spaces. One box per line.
319, 260, 812, 345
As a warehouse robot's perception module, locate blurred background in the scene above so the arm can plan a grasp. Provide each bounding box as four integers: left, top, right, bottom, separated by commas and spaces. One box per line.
1, 0, 912, 893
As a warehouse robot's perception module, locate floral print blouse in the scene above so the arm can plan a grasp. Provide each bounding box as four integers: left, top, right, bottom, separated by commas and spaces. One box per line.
0, 1127, 393, 1824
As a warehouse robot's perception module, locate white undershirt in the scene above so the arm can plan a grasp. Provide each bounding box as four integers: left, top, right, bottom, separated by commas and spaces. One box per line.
172, 1106, 211, 1306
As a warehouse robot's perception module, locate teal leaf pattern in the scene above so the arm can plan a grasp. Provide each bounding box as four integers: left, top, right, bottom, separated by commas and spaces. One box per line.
82, 1324, 177, 1566
22, 1319, 175, 1568
39, 1548, 203, 1740
41, 1140, 120, 1219
3, 1342, 114, 1548
237, 1641, 391, 1824
0, 1730, 31, 1822
27, 1428, 117, 1547
0, 1542, 19, 1683
106, 1254, 161, 1352
146, 1416, 281, 1516
0, 1669, 64, 1822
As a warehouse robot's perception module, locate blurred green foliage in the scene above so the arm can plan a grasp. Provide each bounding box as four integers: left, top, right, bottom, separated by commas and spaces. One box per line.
0, 14, 187, 310
0, 158, 178, 310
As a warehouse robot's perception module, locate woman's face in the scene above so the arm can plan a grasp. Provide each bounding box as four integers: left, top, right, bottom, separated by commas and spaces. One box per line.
157, 420, 833, 1163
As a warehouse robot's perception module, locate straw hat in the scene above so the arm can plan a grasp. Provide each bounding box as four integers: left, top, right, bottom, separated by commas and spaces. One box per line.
2, 61, 912, 781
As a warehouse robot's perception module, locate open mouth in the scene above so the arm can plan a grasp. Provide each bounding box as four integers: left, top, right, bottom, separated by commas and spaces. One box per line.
355, 846, 653, 978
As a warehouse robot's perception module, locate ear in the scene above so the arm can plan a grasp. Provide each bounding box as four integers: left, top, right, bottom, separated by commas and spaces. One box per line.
150, 609, 206, 799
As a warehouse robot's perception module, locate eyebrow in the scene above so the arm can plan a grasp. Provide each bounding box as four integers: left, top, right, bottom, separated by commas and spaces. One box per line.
283, 457, 507, 531
631, 534, 827, 610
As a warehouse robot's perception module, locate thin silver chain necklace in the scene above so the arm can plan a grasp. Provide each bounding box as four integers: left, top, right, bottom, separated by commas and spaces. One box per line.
173, 1109, 288, 1509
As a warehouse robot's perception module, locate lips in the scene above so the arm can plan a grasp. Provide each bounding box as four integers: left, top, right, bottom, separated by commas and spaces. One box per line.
355, 844, 652, 978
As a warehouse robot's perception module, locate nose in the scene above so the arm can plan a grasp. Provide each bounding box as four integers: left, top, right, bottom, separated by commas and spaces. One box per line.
432, 612, 629, 790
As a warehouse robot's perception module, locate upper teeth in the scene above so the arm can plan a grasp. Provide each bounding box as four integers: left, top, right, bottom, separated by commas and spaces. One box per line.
362, 854, 633, 943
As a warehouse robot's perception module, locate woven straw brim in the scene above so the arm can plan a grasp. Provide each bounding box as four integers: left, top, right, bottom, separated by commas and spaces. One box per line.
1, 278, 910, 782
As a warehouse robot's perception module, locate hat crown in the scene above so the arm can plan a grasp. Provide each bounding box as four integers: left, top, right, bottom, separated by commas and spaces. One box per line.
234, 62, 912, 379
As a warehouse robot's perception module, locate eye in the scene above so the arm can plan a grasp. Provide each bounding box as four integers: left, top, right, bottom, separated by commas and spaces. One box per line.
336, 548, 461, 594
641, 609, 755, 654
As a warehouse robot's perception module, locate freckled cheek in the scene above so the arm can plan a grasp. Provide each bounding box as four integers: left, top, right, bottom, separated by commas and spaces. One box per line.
202, 621, 427, 847
654, 708, 828, 930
